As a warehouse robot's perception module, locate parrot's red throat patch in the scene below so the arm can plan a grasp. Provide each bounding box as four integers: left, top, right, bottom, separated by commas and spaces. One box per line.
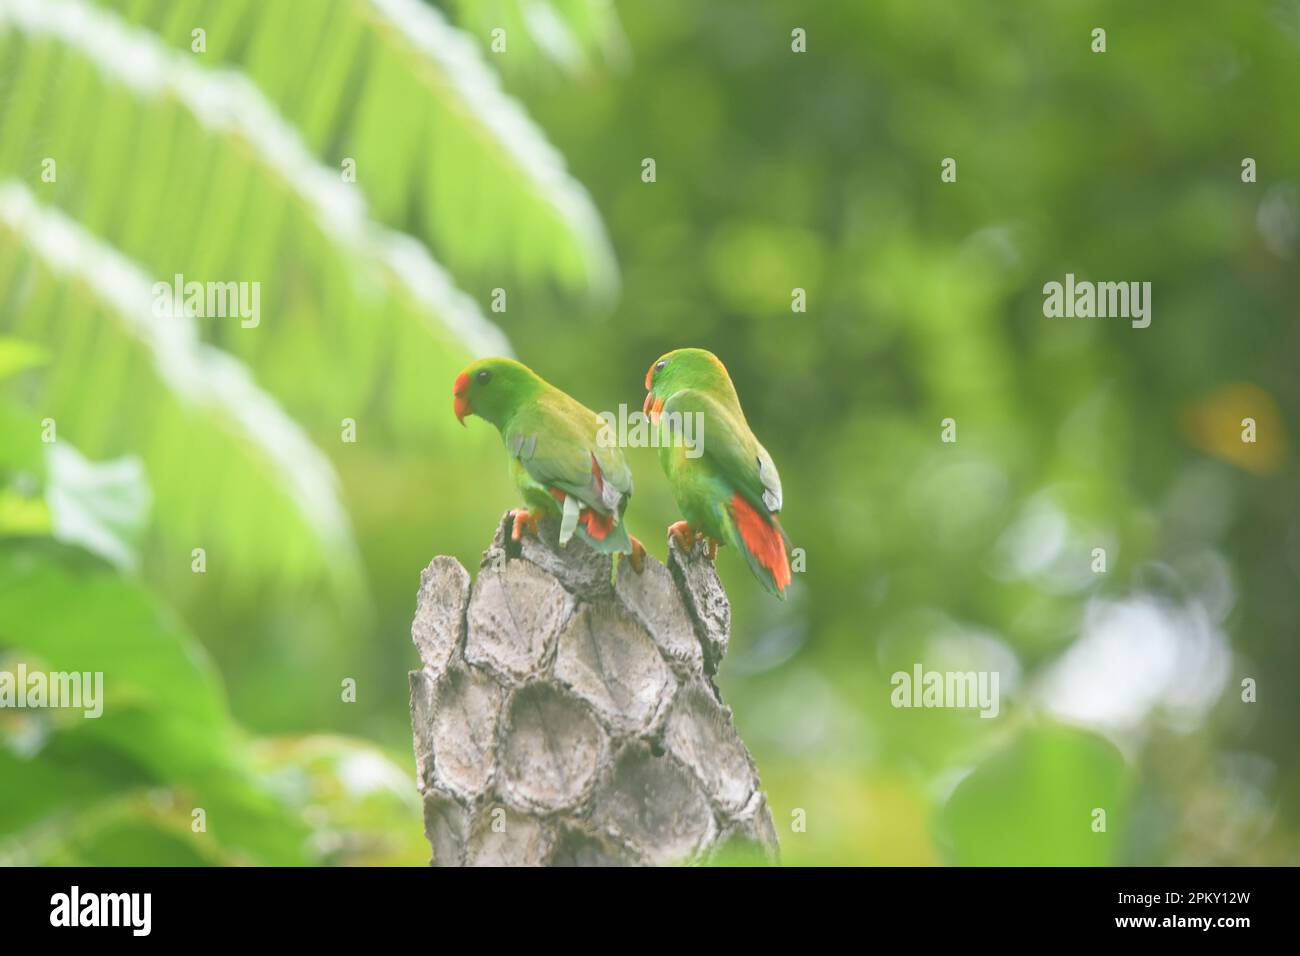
730, 493, 791, 593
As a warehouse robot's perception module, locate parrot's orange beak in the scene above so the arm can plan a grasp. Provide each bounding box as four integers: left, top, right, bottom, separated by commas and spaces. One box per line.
642, 390, 664, 423
643, 362, 666, 422
453, 371, 471, 426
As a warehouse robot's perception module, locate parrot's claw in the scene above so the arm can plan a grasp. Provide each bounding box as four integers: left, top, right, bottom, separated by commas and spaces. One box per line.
510, 508, 542, 542
667, 521, 717, 560
667, 521, 695, 552
627, 535, 646, 574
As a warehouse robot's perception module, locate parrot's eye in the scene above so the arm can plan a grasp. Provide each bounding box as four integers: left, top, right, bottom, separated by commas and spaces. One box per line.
654, 360, 667, 374
476, 369, 492, 385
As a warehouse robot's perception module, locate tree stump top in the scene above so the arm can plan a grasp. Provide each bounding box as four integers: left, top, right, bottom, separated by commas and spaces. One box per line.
409, 512, 778, 866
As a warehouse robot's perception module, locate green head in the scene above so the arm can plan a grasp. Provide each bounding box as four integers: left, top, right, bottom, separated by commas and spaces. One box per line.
643, 347, 738, 416
453, 357, 544, 430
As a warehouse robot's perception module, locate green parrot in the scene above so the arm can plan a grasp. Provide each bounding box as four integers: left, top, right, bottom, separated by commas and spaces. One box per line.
454, 357, 645, 570
642, 348, 792, 597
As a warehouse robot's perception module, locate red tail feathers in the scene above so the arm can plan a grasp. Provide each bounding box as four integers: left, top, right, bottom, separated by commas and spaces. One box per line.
729, 493, 791, 592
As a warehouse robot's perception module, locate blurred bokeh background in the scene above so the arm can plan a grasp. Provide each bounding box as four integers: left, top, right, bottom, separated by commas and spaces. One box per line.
1, 0, 1297, 865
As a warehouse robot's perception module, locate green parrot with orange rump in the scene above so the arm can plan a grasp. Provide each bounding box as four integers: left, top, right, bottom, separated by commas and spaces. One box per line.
643, 348, 792, 597
453, 357, 645, 571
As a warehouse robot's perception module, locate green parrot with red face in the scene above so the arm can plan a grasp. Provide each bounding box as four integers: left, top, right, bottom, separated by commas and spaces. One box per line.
642, 348, 792, 597
454, 357, 644, 570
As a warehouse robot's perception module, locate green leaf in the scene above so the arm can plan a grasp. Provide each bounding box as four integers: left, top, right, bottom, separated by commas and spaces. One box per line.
0, 489, 50, 536
448, 0, 630, 78
85, 0, 618, 302
0, 393, 50, 536
0, 337, 46, 382
252, 735, 427, 866
0, 543, 312, 864
0, 0, 512, 435
44, 443, 151, 571
939, 722, 1133, 865
57, 816, 222, 867
0, 182, 360, 594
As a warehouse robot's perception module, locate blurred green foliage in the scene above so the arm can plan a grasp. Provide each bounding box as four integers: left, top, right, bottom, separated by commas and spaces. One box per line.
1, 0, 1297, 865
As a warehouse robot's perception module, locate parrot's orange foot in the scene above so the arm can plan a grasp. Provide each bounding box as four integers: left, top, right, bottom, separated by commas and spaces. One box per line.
667, 521, 695, 552
510, 508, 542, 542
627, 535, 646, 574
704, 537, 719, 562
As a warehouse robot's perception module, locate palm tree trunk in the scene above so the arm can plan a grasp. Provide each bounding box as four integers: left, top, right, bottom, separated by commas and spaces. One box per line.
409, 513, 778, 865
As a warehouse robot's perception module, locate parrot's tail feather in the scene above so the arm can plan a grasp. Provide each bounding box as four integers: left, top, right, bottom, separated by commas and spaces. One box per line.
726, 493, 791, 597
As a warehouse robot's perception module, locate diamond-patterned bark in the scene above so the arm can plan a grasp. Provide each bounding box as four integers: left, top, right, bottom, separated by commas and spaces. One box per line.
408, 512, 778, 866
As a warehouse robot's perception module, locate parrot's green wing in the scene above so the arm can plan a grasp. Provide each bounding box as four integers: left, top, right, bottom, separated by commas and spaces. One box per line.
504, 389, 633, 550
661, 387, 790, 597
661, 388, 783, 516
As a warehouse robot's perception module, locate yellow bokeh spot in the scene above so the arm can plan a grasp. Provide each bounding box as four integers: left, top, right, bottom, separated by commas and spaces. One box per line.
1181, 383, 1285, 475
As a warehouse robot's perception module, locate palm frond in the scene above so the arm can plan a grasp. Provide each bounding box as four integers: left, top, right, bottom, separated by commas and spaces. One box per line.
446, 0, 629, 76
89, 0, 619, 303
0, 0, 510, 446
0, 180, 360, 592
